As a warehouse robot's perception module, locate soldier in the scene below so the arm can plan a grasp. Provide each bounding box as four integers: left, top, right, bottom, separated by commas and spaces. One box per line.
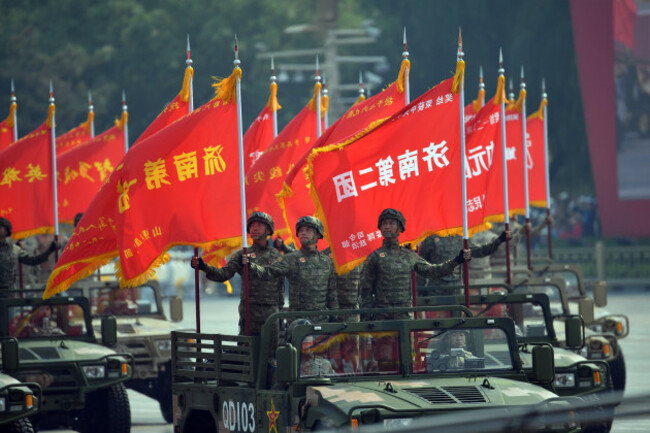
323, 246, 361, 321
417, 228, 510, 295
191, 212, 285, 340
490, 215, 553, 266
359, 209, 470, 320
248, 216, 338, 320
0, 217, 59, 292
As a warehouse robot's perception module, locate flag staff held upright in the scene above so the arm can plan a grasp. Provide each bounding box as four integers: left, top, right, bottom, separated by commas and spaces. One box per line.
233, 36, 251, 336
48, 81, 60, 260
542, 78, 553, 259
11, 80, 17, 141
88, 90, 95, 138
322, 75, 329, 129
315, 56, 322, 138
270, 57, 279, 138
498, 49, 512, 285
520, 66, 532, 270
479, 66, 485, 107
122, 91, 129, 153
457, 30, 471, 308
403, 27, 410, 105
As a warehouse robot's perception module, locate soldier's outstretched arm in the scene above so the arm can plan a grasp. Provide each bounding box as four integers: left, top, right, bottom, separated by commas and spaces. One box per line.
203, 252, 241, 282
247, 254, 289, 281
470, 231, 507, 259
16, 242, 56, 266
414, 253, 460, 278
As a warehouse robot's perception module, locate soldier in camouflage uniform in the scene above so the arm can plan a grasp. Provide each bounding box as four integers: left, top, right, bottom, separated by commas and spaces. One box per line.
191, 212, 285, 341
0, 218, 58, 292
417, 228, 509, 296
248, 216, 338, 320
359, 209, 470, 320
322, 246, 361, 322
490, 215, 553, 266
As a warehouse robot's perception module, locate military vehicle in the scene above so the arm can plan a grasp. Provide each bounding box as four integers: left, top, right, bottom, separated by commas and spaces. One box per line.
0, 291, 133, 433
171, 306, 583, 432
67, 279, 187, 423
0, 337, 40, 433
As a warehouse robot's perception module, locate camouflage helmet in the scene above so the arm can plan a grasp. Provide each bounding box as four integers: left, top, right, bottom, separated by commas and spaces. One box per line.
296, 216, 324, 239
377, 208, 406, 232
0, 217, 11, 237
247, 211, 274, 235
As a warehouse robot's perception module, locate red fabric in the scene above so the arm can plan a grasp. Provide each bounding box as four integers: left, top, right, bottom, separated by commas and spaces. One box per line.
243, 105, 274, 172
115, 98, 239, 285
56, 123, 92, 156
0, 117, 15, 152
0, 121, 54, 239
133, 92, 189, 146
57, 125, 125, 224
526, 114, 548, 207
308, 78, 464, 271
614, 0, 637, 49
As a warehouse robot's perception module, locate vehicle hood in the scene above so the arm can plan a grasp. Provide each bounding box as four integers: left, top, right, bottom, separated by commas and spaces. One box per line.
92, 317, 190, 338
18, 339, 120, 362
520, 348, 587, 369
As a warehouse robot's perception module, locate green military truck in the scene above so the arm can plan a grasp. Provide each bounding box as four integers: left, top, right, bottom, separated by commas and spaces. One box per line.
0, 337, 40, 433
0, 291, 133, 433
171, 306, 583, 432
67, 279, 187, 423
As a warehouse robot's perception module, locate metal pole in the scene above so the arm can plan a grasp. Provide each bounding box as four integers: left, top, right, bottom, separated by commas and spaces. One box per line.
315, 56, 322, 138
520, 67, 532, 270
458, 32, 470, 307
271, 57, 279, 138
542, 79, 552, 260
498, 50, 511, 285
403, 28, 410, 105
49, 81, 60, 262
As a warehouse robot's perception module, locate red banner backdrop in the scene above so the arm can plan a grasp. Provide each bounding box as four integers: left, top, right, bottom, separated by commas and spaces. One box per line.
57, 125, 125, 224
0, 104, 17, 152
243, 105, 274, 172
0, 121, 54, 239
307, 74, 469, 273
56, 121, 92, 156
526, 101, 549, 208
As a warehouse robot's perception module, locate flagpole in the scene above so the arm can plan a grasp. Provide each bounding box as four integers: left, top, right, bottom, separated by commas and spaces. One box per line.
403, 27, 410, 105
542, 79, 552, 260
315, 56, 322, 138
11, 80, 17, 141
498, 50, 512, 285
88, 90, 95, 138
49, 81, 60, 260
233, 37, 251, 336
271, 57, 279, 138
457, 31, 470, 307
479, 66, 485, 107
520, 66, 532, 270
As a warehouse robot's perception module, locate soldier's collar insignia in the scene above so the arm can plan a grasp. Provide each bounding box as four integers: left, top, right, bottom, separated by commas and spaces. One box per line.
249, 253, 256, 259
379, 252, 386, 258
299, 257, 306, 263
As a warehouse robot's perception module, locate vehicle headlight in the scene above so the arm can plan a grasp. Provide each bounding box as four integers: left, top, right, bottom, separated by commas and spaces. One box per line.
156, 339, 172, 351
553, 373, 576, 388
82, 365, 106, 379
0, 397, 5, 412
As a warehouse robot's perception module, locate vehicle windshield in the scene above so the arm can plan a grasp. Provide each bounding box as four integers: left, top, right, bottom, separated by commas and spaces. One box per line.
469, 301, 550, 340
512, 284, 566, 315
6, 303, 87, 338
411, 327, 514, 374
550, 271, 581, 298
88, 285, 159, 316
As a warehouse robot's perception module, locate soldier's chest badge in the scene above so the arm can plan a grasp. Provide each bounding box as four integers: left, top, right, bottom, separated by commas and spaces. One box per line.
379, 252, 386, 258
249, 253, 256, 259
299, 257, 306, 263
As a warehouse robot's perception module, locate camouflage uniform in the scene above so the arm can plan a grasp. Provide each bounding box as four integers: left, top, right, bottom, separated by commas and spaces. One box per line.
203, 243, 285, 337
323, 247, 361, 321
0, 239, 54, 292
360, 238, 460, 320
417, 232, 504, 296
490, 220, 546, 266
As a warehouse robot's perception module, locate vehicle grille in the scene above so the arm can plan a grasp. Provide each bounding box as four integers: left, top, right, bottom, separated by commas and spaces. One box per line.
406, 386, 487, 404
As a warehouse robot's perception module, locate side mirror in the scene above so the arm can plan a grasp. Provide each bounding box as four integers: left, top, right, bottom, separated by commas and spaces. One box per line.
532, 345, 554, 383
101, 315, 118, 347
169, 296, 183, 322
564, 316, 584, 348
593, 281, 607, 308
1, 338, 20, 371
578, 297, 594, 325
276, 344, 297, 384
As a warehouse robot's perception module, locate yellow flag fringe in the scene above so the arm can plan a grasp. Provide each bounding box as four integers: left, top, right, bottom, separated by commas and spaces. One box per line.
396, 59, 411, 93
6, 102, 16, 128
266, 82, 282, 112
180, 66, 194, 103
212, 67, 242, 104
12, 226, 54, 242
115, 252, 170, 289
44, 251, 118, 299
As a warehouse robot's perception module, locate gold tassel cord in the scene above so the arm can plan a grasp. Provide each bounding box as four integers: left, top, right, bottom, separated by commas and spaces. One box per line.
354, 94, 366, 106
115, 111, 128, 131
212, 67, 242, 104
529, 98, 547, 120
180, 66, 194, 103
47, 104, 55, 128
80, 111, 94, 133
396, 59, 411, 94
472, 88, 485, 112
266, 82, 282, 112
6, 102, 16, 128
494, 75, 507, 106
451, 60, 465, 95
308, 82, 323, 113
322, 94, 329, 113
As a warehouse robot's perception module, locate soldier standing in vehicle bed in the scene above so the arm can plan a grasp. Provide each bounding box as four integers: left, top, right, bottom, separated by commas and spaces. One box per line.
323, 246, 361, 322
246, 216, 338, 321
360, 209, 471, 320
191, 212, 285, 340
0, 217, 59, 292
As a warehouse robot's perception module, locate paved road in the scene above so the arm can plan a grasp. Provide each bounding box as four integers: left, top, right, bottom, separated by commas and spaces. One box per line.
44, 287, 650, 432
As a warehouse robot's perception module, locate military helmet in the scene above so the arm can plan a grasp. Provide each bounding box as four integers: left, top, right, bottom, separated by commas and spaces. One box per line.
247, 211, 274, 235
286, 318, 312, 344
0, 217, 11, 237
377, 208, 406, 232
295, 216, 324, 239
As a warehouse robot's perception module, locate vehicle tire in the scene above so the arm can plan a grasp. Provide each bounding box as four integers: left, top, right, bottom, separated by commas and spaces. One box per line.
608, 348, 626, 392
80, 383, 131, 433
158, 364, 173, 423
7, 418, 35, 433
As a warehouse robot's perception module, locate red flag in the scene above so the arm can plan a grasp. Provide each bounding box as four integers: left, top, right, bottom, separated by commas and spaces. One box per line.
307, 74, 467, 273
0, 102, 17, 152
0, 122, 53, 239
243, 106, 274, 172
614, 0, 637, 50
277, 60, 410, 243
527, 100, 548, 207
57, 125, 125, 224
56, 118, 92, 156
45, 67, 195, 297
